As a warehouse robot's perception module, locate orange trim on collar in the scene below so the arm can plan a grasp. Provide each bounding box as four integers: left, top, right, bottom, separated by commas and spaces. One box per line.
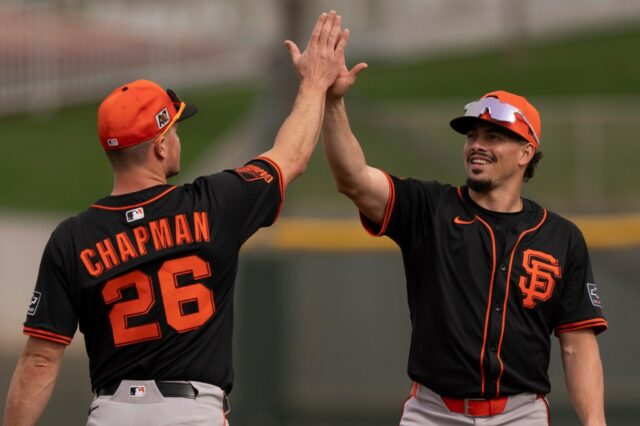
91, 186, 177, 211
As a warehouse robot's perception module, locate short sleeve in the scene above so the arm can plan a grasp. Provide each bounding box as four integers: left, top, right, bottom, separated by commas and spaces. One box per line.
360, 175, 443, 250
553, 230, 608, 336
196, 157, 284, 246
23, 232, 78, 345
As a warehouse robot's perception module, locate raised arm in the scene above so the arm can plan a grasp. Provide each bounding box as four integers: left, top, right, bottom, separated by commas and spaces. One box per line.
321, 34, 389, 224
4, 337, 66, 426
260, 11, 346, 187
559, 330, 606, 426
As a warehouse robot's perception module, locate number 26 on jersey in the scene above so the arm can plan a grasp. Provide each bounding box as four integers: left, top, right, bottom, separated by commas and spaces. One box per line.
102, 255, 214, 346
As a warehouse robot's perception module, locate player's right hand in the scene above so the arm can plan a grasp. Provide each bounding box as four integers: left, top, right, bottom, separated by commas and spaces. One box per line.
284, 11, 346, 91
327, 29, 368, 100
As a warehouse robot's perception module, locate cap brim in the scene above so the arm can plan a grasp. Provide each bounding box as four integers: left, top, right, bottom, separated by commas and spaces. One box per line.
450, 116, 493, 135
177, 103, 198, 122
450, 116, 524, 141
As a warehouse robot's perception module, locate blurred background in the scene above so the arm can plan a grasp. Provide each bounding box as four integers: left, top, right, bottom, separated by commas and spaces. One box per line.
1, 0, 639, 424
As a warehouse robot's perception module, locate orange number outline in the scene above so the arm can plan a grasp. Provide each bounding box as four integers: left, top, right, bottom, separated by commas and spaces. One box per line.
102, 255, 214, 347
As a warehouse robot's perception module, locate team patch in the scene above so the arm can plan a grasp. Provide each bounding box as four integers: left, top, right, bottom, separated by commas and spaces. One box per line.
126, 207, 144, 223
587, 283, 602, 308
106, 138, 119, 147
518, 249, 562, 309
155, 108, 170, 130
129, 386, 146, 398
27, 291, 41, 316
235, 164, 273, 183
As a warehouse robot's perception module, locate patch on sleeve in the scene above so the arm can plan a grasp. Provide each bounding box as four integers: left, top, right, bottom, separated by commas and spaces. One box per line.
27, 291, 41, 316
235, 164, 274, 184
587, 283, 602, 308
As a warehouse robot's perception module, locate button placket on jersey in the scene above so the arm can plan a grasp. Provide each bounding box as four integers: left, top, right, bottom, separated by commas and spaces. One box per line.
484, 221, 510, 390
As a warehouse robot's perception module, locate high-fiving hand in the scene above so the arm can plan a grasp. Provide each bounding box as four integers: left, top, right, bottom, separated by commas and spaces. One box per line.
327, 28, 368, 99
284, 11, 348, 91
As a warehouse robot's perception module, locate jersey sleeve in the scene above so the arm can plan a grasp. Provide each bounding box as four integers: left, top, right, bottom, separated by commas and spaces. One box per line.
197, 157, 284, 245
23, 230, 78, 345
360, 175, 442, 249
553, 229, 608, 336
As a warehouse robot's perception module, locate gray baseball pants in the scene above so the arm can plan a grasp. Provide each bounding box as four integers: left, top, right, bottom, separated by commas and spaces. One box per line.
87, 380, 228, 426
399, 383, 550, 425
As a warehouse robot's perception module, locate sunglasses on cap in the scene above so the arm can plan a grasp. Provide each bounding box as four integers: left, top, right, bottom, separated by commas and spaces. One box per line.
464, 97, 540, 146
154, 89, 186, 143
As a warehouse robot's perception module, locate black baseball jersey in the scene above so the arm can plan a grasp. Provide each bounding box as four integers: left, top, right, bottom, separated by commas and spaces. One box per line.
23, 157, 283, 393
361, 176, 607, 399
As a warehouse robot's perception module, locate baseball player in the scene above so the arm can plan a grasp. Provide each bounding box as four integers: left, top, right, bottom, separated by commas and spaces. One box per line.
4, 10, 347, 426
322, 53, 608, 423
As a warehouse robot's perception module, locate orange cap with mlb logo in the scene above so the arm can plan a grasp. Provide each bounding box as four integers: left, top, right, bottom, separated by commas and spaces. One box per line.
450, 90, 541, 148
97, 79, 198, 150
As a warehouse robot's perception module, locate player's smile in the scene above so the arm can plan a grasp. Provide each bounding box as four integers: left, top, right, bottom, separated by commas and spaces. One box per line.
467, 151, 496, 174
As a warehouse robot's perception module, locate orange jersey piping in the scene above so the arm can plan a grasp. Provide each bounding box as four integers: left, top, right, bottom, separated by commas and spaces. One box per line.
474, 215, 498, 397
256, 156, 285, 224
554, 318, 608, 335
91, 186, 178, 211
360, 172, 396, 237
23, 326, 72, 345
495, 208, 548, 396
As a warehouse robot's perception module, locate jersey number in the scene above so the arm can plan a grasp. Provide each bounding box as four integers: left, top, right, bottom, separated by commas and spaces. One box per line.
101, 255, 214, 347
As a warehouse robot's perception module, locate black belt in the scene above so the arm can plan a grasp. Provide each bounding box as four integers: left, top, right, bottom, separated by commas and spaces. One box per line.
96, 381, 198, 399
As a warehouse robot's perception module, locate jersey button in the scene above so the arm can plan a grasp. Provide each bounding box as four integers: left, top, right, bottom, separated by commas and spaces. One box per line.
499, 264, 507, 271
496, 225, 503, 231
494, 304, 501, 312
490, 345, 497, 352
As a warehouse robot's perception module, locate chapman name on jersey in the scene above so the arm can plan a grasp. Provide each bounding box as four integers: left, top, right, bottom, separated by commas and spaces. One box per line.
80, 211, 210, 278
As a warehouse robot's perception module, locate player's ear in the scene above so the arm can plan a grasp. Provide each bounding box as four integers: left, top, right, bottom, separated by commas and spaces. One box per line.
519, 143, 535, 166
153, 137, 168, 160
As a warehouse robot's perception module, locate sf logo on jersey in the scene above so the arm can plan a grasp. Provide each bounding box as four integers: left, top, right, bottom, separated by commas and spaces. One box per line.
518, 249, 562, 308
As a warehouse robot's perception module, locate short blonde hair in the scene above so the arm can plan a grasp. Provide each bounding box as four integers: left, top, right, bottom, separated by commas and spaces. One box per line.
104, 138, 154, 170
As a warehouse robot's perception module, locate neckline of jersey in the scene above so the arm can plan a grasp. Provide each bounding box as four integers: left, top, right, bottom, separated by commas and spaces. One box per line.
460, 186, 533, 225
91, 184, 176, 211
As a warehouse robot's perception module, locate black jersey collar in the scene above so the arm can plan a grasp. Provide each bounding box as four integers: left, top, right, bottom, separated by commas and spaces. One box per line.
460, 185, 542, 229
91, 185, 176, 211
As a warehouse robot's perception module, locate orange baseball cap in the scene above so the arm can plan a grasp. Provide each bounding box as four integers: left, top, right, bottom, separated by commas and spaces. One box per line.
450, 90, 541, 148
98, 79, 197, 150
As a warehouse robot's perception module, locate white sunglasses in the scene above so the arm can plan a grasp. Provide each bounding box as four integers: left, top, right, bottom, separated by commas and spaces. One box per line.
464, 97, 540, 146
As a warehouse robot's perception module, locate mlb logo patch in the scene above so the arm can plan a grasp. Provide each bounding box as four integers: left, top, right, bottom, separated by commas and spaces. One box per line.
587, 283, 602, 308
27, 291, 41, 316
106, 138, 119, 147
129, 386, 146, 398
155, 108, 170, 130
126, 207, 144, 223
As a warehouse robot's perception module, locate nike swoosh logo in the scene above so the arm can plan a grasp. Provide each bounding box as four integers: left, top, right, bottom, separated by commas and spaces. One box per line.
88, 405, 100, 415
454, 216, 475, 225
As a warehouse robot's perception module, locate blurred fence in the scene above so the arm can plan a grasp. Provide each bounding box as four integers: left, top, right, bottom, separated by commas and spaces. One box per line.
2, 0, 640, 115
0, 0, 268, 114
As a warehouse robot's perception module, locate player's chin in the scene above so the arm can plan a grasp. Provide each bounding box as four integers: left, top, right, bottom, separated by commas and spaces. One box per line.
467, 164, 494, 180
167, 167, 180, 179
467, 177, 494, 193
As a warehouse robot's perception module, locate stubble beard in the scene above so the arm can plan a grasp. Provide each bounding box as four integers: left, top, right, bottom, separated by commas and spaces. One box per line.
467, 177, 494, 193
